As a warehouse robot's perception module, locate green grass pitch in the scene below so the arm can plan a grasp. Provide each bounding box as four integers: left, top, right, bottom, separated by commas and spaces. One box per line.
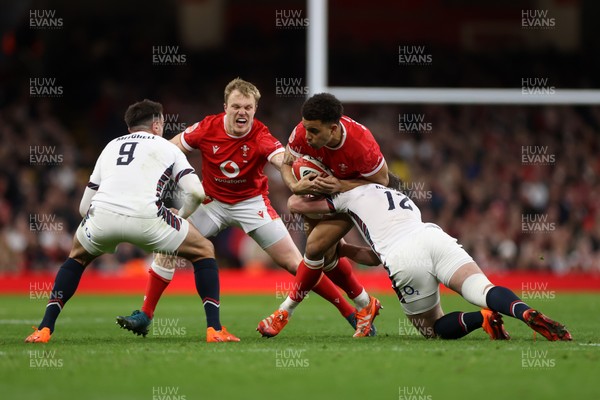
1, 292, 598, 400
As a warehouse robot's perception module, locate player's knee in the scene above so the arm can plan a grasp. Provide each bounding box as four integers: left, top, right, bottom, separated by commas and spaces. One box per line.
197, 238, 215, 258
461, 273, 494, 308
305, 236, 327, 260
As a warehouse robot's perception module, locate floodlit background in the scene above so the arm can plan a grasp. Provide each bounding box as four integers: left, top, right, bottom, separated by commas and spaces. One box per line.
1, 0, 599, 275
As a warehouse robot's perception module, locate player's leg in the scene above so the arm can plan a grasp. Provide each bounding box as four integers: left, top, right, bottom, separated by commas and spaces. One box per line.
173, 220, 238, 342
118, 204, 225, 337
283, 195, 361, 315
446, 262, 571, 341
257, 214, 326, 337
152, 211, 239, 343
432, 226, 571, 341
26, 217, 102, 343
249, 219, 355, 322
406, 301, 501, 340
305, 215, 381, 337
290, 195, 372, 306
259, 215, 379, 338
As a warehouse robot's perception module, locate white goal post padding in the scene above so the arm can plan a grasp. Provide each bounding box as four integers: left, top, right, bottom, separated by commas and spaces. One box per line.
306, 0, 600, 105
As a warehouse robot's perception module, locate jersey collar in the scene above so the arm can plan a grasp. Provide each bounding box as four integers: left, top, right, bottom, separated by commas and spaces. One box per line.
325, 120, 347, 150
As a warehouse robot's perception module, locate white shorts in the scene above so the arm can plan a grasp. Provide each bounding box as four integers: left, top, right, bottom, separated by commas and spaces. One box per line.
188, 195, 288, 249
76, 205, 189, 256
385, 223, 473, 315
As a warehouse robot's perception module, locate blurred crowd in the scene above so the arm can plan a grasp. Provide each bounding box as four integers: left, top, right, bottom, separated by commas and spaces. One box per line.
1, 94, 599, 274
1, 2, 599, 275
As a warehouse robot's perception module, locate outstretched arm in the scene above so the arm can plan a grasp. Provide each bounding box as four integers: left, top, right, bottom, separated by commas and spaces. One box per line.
288, 195, 381, 266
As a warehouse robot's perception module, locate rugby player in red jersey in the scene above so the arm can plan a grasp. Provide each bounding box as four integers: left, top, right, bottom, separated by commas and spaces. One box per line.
258, 93, 389, 338
117, 79, 357, 342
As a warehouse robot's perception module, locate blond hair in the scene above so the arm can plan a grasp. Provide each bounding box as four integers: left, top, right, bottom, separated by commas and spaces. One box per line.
224, 78, 261, 105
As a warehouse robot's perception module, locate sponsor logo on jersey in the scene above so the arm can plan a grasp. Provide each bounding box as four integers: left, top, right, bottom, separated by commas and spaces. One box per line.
258, 210, 264, 218
213, 145, 220, 154
219, 160, 240, 178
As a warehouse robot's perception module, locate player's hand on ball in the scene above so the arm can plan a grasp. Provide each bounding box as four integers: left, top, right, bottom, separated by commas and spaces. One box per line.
291, 172, 321, 195
313, 175, 342, 194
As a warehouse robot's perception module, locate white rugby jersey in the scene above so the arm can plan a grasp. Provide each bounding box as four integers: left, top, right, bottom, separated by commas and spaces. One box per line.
87, 131, 195, 218
328, 184, 425, 264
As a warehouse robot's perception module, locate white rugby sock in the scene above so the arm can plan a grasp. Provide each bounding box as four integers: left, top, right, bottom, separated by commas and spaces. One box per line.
151, 260, 175, 281
279, 296, 300, 316
352, 289, 370, 310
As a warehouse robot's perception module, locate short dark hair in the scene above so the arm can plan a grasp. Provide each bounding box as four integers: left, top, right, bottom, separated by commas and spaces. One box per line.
301, 93, 343, 124
387, 172, 405, 192
124, 99, 163, 128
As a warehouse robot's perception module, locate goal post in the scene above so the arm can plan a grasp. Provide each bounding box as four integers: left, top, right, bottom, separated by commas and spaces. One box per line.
306, 0, 600, 105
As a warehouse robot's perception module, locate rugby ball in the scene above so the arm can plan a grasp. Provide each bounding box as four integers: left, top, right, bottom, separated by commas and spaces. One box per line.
292, 155, 332, 181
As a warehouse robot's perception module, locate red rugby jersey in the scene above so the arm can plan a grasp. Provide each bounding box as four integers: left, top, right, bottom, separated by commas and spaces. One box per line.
287, 115, 385, 179
181, 113, 283, 204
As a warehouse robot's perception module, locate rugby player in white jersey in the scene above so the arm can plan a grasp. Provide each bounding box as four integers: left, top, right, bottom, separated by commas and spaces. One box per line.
285, 175, 572, 341
25, 99, 212, 343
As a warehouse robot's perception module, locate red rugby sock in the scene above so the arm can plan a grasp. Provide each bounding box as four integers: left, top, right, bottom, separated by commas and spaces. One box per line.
141, 269, 170, 319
